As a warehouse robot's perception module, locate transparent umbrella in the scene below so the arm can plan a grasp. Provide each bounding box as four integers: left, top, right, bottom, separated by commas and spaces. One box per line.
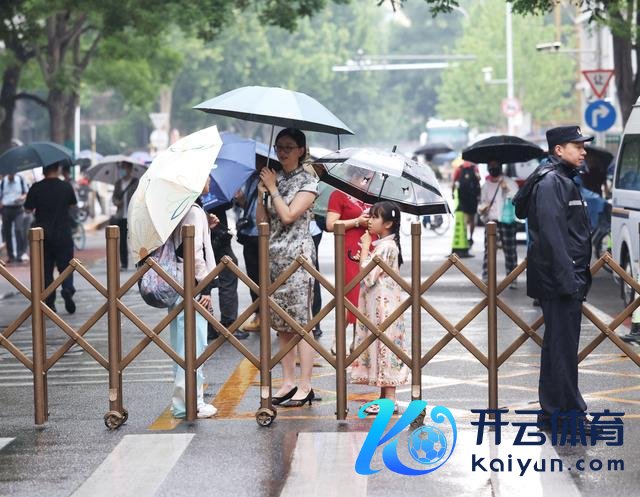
315, 148, 450, 215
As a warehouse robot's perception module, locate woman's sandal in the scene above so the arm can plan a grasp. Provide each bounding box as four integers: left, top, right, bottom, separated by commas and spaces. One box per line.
363, 403, 381, 415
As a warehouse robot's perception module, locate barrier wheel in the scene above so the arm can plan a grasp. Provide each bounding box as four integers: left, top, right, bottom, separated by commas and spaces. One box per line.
122, 408, 129, 423
256, 407, 277, 427
410, 410, 426, 429
104, 410, 124, 430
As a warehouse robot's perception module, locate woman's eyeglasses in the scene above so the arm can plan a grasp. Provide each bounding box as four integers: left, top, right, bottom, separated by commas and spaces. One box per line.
274, 145, 300, 153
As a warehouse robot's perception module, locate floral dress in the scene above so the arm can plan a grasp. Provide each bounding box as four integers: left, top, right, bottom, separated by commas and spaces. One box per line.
350, 235, 410, 387
267, 167, 318, 333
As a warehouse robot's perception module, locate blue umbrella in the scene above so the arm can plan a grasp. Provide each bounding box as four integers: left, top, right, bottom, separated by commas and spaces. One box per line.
200, 133, 256, 210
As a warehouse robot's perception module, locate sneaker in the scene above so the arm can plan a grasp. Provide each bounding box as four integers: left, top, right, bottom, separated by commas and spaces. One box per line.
312, 328, 323, 339
234, 330, 250, 340
621, 323, 640, 343
197, 404, 218, 419
242, 316, 260, 331
63, 294, 76, 314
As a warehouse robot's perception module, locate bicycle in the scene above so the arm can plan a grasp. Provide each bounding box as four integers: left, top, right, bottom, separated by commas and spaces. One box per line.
421, 214, 450, 235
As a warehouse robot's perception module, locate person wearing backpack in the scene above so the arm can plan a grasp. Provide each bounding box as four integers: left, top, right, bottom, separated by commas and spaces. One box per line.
0, 172, 29, 264
478, 161, 519, 287
168, 176, 219, 419
515, 125, 594, 432
452, 160, 480, 247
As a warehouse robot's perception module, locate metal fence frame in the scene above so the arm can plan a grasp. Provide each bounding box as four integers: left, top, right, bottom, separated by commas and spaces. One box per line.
0, 221, 639, 428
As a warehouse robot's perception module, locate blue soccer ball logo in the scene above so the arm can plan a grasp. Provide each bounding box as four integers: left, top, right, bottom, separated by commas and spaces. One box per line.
408, 425, 447, 465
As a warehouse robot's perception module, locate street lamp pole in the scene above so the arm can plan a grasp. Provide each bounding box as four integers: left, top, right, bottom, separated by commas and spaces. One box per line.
506, 3, 515, 134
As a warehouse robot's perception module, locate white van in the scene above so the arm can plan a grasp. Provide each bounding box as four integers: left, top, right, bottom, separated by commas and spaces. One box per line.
611, 102, 640, 305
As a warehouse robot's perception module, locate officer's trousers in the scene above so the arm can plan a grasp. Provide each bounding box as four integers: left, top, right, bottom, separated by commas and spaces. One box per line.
538, 296, 587, 417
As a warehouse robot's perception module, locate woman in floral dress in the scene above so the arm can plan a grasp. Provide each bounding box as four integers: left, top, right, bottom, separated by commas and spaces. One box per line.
350, 201, 409, 414
257, 128, 318, 407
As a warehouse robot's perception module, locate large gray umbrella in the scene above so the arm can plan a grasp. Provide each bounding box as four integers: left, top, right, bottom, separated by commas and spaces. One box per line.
194, 86, 354, 147
84, 155, 148, 184
316, 148, 450, 215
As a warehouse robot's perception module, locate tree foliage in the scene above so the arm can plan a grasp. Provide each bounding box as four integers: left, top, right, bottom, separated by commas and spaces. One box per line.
436, 0, 577, 131
511, 0, 640, 124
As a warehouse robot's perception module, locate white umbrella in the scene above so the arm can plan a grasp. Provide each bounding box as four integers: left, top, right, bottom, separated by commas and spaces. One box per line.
128, 126, 223, 263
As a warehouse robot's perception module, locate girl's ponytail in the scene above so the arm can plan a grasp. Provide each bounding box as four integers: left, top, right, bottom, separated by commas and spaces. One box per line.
392, 209, 403, 267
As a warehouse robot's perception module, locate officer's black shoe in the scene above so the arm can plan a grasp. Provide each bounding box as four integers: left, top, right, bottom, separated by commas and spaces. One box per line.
207, 330, 219, 341
621, 323, 640, 344
234, 330, 249, 340
63, 294, 76, 314
313, 328, 323, 339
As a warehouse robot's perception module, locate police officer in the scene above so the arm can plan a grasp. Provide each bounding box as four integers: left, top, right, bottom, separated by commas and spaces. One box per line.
525, 126, 593, 429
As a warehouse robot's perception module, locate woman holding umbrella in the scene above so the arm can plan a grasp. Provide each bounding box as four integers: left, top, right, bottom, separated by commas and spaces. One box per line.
257, 128, 319, 407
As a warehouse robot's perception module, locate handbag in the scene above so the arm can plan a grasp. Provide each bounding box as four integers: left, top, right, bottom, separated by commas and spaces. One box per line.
500, 198, 516, 224
477, 183, 501, 224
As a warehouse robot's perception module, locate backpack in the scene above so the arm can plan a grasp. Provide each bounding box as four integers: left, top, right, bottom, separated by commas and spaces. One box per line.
512, 161, 555, 219
138, 235, 182, 308
457, 166, 480, 202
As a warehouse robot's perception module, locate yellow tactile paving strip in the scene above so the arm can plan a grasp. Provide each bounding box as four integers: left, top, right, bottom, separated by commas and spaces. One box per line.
149, 352, 640, 429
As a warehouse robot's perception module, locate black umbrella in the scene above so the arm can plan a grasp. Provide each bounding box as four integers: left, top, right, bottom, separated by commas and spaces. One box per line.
585, 144, 614, 173
0, 141, 73, 175
462, 135, 544, 164
413, 142, 453, 160
315, 148, 450, 215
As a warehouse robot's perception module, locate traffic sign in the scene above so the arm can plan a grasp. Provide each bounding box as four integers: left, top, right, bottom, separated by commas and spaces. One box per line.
582, 69, 614, 98
501, 97, 521, 118
584, 100, 616, 132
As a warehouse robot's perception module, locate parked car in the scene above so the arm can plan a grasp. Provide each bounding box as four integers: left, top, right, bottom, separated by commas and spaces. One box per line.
611, 104, 640, 305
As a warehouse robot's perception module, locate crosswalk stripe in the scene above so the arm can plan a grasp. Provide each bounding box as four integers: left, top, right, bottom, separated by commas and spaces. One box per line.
70, 434, 193, 497
0, 438, 14, 451
279, 433, 368, 497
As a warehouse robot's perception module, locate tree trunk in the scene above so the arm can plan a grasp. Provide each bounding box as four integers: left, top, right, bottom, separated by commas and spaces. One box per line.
612, 32, 637, 125
0, 63, 22, 153
48, 89, 67, 144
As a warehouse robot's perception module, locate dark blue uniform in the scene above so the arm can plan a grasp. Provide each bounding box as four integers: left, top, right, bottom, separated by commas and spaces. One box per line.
526, 157, 591, 419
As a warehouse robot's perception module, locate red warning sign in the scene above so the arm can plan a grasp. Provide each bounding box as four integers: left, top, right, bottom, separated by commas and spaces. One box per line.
582, 69, 614, 98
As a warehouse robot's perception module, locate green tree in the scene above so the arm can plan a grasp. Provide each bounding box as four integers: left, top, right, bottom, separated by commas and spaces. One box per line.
171, 2, 407, 146
436, 0, 576, 130
0, 0, 350, 148
510, 0, 639, 124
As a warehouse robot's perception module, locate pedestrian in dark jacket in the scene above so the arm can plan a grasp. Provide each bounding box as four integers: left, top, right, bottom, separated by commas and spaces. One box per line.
523, 125, 593, 430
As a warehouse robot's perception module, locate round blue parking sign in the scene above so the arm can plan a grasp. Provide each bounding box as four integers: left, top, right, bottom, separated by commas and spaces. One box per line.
584, 100, 616, 132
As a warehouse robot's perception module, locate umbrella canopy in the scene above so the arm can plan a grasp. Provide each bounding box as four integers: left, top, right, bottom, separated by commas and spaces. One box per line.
462, 135, 544, 164
413, 142, 453, 160
200, 132, 256, 210
0, 141, 73, 175
129, 150, 153, 165
585, 144, 614, 173
128, 125, 223, 263
316, 148, 450, 215
84, 155, 148, 185
194, 86, 354, 136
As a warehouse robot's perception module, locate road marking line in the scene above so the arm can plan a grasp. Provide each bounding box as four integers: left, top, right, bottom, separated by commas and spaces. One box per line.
212, 358, 258, 417
70, 434, 193, 497
0, 438, 14, 451
279, 433, 368, 497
